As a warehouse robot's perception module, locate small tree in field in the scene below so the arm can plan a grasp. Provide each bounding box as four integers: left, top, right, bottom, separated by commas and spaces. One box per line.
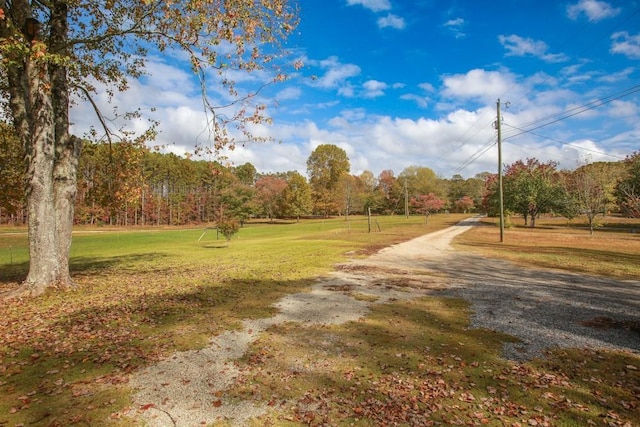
217, 219, 240, 246
410, 193, 446, 223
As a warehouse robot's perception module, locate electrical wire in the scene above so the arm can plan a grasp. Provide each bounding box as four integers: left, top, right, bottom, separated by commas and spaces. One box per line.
451, 136, 497, 175
504, 83, 640, 140
440, 4, 640, 176
502, 123, 625, 160
452, 80, 639, 173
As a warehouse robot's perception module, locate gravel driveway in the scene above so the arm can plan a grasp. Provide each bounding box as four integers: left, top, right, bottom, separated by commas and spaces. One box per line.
128, 217, 640, 425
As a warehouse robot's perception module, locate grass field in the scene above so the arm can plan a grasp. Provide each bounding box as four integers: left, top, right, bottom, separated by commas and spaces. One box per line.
1, 214, 638, 426
454, 215, 640, 279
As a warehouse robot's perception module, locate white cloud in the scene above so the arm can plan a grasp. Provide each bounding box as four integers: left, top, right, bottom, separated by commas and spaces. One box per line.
69, 49, 632, 182
442, 69, 518, 103
362, 80, 388, 98
610, 32, 640, 59
608, 100, 639, 118
346, 0, 391, 12
312, 56, 361, 90
276, 86, 302, 101
400, 93, 429, 108
444, 17, 466, 39
567, 0, 621, 22
597, 67, 635, 83
338, 84, 356, 97
377, 14, 405, 30
498, 34, 568, 63
559, 63, 597, 85
418, 82, 435, 92
400, 83, 435, 108
561, 139, 615, 164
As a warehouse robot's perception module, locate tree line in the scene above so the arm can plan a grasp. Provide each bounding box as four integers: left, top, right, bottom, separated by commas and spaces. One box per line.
1, 124, 638, 228
482, 154, 640, 233
0, 128, 487, 225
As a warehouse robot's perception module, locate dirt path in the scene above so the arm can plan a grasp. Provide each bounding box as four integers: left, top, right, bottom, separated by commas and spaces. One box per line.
127, 217, 640, 426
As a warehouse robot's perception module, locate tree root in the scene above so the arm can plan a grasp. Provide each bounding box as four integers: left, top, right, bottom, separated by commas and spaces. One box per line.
1, 278, 78, 301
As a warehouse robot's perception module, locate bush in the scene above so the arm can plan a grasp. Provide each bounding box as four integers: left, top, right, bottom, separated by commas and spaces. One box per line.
217, 219, 240, 242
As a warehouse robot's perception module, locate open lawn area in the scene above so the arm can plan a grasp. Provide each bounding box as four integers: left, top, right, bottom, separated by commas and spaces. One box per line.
454, 215, 640, 279
1, 214, 639, 426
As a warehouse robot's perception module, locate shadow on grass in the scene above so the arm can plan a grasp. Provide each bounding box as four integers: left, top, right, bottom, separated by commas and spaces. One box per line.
231, 297, 516, 424
234, 297, 639, 426
203, 243, 230, 249
0, 275, 311, 426
0, 252, 171, 285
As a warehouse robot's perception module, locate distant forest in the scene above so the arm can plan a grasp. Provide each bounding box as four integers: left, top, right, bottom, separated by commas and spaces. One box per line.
1, 124, 638, 226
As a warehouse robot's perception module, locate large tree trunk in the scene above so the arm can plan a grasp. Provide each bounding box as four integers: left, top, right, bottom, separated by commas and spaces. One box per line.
51, 0, 79, 289
22, 54, 62, 295
3, 3, 78, 298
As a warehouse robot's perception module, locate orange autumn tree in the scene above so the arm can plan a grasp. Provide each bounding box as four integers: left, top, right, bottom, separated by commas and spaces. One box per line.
0, 0, 299, 296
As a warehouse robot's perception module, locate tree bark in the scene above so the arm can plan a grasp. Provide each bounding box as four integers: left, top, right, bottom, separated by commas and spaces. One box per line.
22, 54, 61, 295
3, 1, 79, 298
51, 0, 79, 289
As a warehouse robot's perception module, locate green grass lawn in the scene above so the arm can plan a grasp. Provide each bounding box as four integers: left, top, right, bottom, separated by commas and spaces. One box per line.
1, 214, 638, 426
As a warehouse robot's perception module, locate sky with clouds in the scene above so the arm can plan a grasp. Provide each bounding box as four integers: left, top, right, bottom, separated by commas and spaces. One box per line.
71, 0, 640, 179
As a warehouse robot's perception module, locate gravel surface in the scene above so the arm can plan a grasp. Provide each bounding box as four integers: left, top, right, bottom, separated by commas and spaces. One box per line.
127, 217, 640, 426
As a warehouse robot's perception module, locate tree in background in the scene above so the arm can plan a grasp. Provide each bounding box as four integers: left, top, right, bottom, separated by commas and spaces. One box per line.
254, 175, 287, 220
377, 170, 403, 214
454, 196, 475, 213
410, 193, 446, 224
563, 162, 618, 234
358, 170, 384, 214
502, 159, 565, 227
218, 169, 255, 226
217, 218, 240, 246
76, 142, 144, 225
616, 152, 640, 218
0, 0, 298, 295
234, 163, 258, 186
481, 174, 500, 217
447, 174, 467, 208
447, 173, 486, 212
281, 171, 312, 221
400, 166, 446, 200
335, 174, 366, 217
306, 144, 350, 216
0, 124, 25, 223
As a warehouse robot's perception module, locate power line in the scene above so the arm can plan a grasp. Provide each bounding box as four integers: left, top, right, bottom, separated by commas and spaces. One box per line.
502, 123, 625, 160
451, 136, 496, 175
440, 4, 640, 177
504, 83, 640, 140
451, 81, 639, 173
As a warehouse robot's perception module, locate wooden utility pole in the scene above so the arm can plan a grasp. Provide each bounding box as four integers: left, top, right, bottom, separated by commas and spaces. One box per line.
496, 99, 505, 243
404, 178, 409, 218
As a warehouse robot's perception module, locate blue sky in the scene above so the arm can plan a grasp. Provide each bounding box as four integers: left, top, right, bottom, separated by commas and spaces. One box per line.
71, 0, 640, 179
